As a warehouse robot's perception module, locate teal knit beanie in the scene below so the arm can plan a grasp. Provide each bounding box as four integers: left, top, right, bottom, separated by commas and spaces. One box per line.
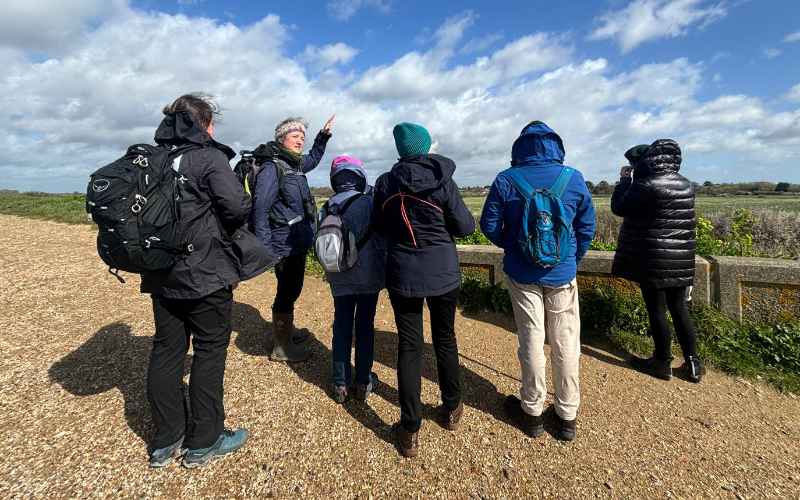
393, 122, 431, 158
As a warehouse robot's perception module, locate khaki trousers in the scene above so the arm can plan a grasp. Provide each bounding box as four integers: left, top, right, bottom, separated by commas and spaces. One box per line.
507, 277, 581, 421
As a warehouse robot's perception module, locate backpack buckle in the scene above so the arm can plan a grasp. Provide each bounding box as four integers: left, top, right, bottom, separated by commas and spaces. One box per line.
132, 155, 150, 168
130, 194, 148, 214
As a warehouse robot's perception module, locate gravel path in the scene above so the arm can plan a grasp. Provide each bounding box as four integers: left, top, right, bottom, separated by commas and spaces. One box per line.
0, 214, 798, 499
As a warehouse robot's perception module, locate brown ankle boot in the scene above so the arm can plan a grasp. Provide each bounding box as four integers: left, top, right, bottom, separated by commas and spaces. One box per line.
441, 402, 464, 431
269, 312, 311, 363
394, 424, 419, 458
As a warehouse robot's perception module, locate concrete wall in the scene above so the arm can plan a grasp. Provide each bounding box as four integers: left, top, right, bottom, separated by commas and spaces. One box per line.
456, 246, 798, 321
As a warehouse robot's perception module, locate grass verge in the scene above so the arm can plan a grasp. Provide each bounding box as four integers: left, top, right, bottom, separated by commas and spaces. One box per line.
461, 277, 800, 393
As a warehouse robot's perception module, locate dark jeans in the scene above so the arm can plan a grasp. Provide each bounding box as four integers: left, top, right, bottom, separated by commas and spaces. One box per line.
640, 285, 698, 362
147, 287, 232, 450
273, 252, 307, 313
389, 287, 461, 433
332, 293, 380, 387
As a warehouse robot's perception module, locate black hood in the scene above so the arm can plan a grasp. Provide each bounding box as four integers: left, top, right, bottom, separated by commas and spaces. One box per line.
390, 154, 455, 193
251, 141, 303, 169
154, 111, 235, 160
642, 139, 682, 177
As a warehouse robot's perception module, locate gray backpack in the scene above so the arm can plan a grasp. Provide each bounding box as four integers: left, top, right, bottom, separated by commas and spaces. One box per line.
314, 194, 369, 273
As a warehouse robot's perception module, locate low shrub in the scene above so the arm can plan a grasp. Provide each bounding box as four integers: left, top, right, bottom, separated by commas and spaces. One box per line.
459, 276, 800, 393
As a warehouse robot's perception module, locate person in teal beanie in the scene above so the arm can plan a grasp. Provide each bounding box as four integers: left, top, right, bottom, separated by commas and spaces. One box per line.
373, 122, 475, 458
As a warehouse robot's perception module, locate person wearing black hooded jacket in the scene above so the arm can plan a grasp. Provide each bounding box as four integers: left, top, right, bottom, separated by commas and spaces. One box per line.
142, 94, 251, 468
372, 122, 475, 457
611, 139, 705, 383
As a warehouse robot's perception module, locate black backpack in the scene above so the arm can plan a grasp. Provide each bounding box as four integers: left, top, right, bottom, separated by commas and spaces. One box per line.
86, 143, 196, 282
233, 147, 286, 198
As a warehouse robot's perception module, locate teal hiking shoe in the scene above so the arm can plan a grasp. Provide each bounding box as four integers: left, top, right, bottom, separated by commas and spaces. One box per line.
149, 436, 185, 468
182, 428, 249, 469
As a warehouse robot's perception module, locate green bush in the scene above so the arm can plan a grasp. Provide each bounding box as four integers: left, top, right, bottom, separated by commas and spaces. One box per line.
459, 276, 800, 393
696, 208, 755, 257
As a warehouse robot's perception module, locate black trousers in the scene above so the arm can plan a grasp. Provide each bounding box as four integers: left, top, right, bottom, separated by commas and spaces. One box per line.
640, 285, 698, 362
389, 287, 461, 433
147, 287, 232, 450
272, 252, 307, 313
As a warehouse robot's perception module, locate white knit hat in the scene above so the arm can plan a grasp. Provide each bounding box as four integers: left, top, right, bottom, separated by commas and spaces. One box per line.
275, 117, 308, 142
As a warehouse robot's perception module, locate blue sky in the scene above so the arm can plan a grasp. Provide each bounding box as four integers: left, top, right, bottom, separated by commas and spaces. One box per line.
1, 0, 799, 191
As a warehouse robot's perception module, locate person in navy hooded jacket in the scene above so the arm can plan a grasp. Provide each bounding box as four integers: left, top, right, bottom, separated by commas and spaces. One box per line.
251, 115, 334, 363
321, 155, 386, 404
480, 121, 595, 442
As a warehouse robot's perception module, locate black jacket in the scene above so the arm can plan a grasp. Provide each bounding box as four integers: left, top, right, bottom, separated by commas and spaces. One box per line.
373, 154, 475, 297
141, 112, 252, 299
611, 139, 696, 289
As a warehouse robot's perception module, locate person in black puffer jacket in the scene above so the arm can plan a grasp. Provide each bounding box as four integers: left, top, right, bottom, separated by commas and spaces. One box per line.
372, 122, 475, 458
611, 139, 704, 383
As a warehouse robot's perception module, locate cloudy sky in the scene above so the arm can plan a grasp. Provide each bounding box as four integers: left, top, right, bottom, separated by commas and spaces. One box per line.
2, 0, 799, 192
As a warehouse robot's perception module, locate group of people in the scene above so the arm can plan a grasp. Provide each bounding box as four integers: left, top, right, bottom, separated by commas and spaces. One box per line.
140, 93, 704, 468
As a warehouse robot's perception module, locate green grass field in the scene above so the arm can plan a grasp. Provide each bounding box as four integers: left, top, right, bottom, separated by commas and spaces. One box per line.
3, 191, 800, 225
462, 194, 800, 215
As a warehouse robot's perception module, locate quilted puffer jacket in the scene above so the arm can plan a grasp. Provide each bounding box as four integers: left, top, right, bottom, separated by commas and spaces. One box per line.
610, 139, 696, 289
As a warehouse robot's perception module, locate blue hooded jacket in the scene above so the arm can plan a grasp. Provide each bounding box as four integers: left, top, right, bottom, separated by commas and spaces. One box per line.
480, 121, 596, 286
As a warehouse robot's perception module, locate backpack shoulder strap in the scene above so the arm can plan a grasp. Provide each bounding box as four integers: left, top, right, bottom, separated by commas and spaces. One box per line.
550, 167, 574, 198
505, 169, 536, 198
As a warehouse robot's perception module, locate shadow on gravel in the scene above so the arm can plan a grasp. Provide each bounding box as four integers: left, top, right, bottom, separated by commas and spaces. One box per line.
232, 301, 396, 447
371, 330, 511, 429
48, 322, 187, 444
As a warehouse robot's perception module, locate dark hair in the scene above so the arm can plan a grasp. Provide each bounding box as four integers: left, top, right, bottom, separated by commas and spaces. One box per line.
162, 93, 220, 128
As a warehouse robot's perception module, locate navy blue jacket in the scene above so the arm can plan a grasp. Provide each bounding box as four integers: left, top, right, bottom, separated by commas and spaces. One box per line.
323, 180, 387, 297
251, 132, 330, 258
480, 122, 596, 287
373, 154, 475, 297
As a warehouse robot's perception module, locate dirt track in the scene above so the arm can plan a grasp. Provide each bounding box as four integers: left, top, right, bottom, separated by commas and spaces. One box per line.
0, 214, 798, 498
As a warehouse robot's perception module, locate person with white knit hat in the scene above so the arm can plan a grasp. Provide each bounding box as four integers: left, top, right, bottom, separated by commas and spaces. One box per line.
251, 114, 335, 362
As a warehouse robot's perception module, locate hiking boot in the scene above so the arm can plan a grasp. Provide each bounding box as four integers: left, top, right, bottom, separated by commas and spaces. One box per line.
353, 372, 379, 402
332, 384, 348, 404
554, 414, 577, 442
681, 355, 705, 383
269, 312, 311, 363
393, 423, 419, 458
503, 395, 544, 438
629, 355, 672, 381
440, 401, 464, 431
182, 428, 249, 469
149, 436, 185, 468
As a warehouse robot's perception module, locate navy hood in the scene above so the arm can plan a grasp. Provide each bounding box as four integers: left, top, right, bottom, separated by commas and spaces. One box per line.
331, 167, 367, 194
155, 111, 235, 160
390, 153, 455, 193
510, 121, 565, 167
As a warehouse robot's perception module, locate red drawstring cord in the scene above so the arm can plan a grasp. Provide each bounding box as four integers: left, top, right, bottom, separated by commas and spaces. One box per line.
382, 192, 443, 248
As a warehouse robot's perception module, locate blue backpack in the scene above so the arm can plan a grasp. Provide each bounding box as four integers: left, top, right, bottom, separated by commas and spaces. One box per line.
505, 167, 575, 268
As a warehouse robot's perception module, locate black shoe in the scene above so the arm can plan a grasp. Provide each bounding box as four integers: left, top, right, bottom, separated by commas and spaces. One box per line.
503, 395, 544, 437
629, 355, 672, 380
554, 414, 577, 442
681, 356, 705, 383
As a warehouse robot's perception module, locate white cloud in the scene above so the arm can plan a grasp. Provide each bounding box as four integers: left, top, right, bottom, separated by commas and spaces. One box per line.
351, 12, 572, 102
763, 47, 782, 59
590, 0, 727, 53
302, 43, 359, 69
460, 33, 504, 54
1, 8, 799, 192
787, 84, 800, 102
785, 31, 800, 43
327, 0, 391, 21
0, 0, 129, 52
